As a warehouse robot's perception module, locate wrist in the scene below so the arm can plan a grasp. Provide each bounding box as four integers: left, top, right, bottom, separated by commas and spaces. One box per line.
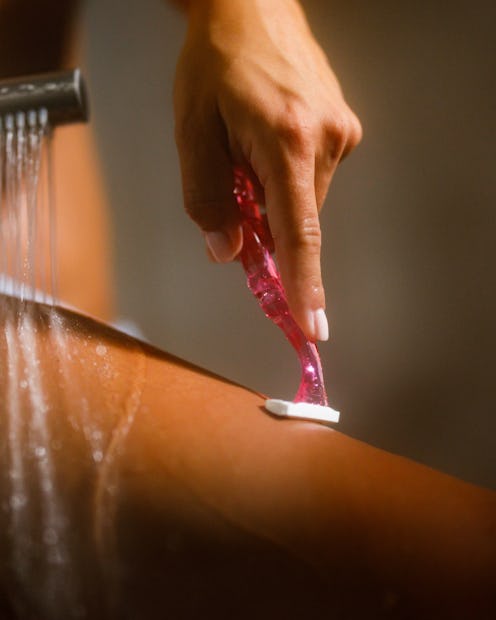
183, 0, 306, 22
182, 0, 311, 55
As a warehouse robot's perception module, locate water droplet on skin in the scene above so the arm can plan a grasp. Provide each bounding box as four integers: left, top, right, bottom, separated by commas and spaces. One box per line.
93, 450, 103, 463
43, 528, 58, 545
42, 481, 53, 493
19, 379, 28, 389
96, 344, 107, 357
10, 494, 27, 509
34, 446, 46, 458
47, 548, 64, 565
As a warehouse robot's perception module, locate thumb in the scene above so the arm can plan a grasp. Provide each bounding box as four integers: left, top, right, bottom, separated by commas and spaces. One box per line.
175, 119, 242, 262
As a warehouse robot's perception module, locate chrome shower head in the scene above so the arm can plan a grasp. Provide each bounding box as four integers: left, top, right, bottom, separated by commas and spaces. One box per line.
0, 68, 88, 126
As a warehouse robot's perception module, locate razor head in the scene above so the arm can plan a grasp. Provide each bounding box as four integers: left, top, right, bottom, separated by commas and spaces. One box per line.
0, 68, 88, 126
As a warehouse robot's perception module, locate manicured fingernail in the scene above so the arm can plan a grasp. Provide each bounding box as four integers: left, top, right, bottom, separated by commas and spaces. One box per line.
205, 230, 237, 263
311, 308, 329, 342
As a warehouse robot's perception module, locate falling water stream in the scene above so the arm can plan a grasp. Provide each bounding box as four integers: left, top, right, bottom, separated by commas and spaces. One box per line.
0, 111, 127, 617
0, 110, 56, 303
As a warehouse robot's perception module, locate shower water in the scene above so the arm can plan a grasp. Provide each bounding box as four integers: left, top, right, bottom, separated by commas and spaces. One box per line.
0, 110, 123, 617
0, 109, 83, 616
0, 109, 57, 304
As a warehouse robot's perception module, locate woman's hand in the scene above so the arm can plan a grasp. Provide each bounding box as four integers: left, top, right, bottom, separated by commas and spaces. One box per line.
174, 0, 362, 341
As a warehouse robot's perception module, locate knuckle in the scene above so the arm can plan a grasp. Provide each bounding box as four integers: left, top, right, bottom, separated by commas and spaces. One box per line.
272, 101, 315, 155
323, 108, 363, 160
287, 216, 322, 253
349, 113, 363, 146
323, 114, 348, 160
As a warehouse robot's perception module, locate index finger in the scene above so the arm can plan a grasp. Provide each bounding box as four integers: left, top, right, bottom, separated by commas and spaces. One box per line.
263, 151, 328, 342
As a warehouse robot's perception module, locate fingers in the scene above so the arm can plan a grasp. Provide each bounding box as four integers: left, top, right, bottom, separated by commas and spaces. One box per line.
340, 109, 363, 160
264, 149, 328, 343
174, 112, 242, 262
176, 103, 360, 342
252, 100, 362, 342
175, 60, 361, 343
173, 0, 363, 346
314, 107, 363, 210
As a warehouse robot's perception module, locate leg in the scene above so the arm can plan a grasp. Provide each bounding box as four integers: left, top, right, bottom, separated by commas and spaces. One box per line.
0, 294, 493, 617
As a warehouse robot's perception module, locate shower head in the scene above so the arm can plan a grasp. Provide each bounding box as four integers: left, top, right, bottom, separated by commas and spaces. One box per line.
0, 68, 88, 126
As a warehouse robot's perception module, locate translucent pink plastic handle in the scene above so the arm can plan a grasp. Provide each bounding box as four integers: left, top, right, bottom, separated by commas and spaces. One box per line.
234, 170, 328, 406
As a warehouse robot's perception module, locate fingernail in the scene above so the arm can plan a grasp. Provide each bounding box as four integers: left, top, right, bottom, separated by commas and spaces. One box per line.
311, 308, 329, 342
205, 230, 237, 263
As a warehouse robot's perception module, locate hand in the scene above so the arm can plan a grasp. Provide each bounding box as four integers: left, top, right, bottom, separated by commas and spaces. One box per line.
174, 0, 362, 341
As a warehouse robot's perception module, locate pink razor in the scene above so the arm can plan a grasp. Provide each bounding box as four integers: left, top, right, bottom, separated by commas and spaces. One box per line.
234, 169, 339, 423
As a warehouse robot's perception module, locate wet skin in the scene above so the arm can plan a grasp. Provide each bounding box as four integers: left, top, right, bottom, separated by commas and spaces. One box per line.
0, 295, 494, 618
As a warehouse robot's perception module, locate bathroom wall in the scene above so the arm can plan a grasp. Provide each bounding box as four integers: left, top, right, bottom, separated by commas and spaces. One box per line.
83, 0, 496, 488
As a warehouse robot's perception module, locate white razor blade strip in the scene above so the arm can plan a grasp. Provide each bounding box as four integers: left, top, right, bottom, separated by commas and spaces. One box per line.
265, 399, 340, 424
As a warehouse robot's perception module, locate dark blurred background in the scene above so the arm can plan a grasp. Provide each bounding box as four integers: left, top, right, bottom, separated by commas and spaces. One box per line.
83, 0, 495, 488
